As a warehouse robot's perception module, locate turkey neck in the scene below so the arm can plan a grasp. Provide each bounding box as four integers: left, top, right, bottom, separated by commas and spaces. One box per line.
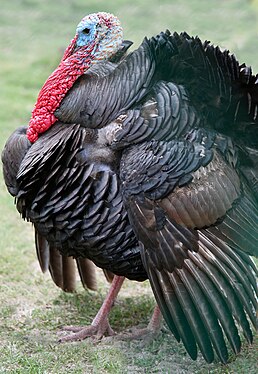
27, 38, 95, 143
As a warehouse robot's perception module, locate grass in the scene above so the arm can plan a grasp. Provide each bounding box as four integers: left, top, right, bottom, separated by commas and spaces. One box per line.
0, 0, 257, 372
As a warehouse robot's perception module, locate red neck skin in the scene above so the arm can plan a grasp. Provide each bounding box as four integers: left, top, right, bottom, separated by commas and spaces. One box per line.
27, 36, 95, 142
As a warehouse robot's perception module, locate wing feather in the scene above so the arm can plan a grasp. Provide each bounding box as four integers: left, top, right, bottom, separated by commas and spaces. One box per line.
121, 134, 257, 362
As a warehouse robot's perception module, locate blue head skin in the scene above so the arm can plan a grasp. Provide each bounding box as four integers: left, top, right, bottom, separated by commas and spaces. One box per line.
75, 12, 121, 45
76, 15, 99, 47
73, 12, 123, 60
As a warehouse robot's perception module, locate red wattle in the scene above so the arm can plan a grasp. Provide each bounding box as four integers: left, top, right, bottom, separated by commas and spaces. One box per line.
27, 37, 94, 143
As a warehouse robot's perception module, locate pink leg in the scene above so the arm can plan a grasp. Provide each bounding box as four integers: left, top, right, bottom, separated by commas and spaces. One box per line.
59, 275, 125, 342
147, 304, 162, 331
117, 304, 163, 341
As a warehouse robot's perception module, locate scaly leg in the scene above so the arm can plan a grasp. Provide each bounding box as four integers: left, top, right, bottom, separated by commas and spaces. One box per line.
117, 304, 163, 342
59, 275, 125, 342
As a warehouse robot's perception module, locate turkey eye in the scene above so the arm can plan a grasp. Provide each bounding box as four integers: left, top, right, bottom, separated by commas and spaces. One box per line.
82, 28, 91, 35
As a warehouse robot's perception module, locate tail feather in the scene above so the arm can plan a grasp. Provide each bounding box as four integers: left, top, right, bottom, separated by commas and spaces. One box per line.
35, 229, 100, 292
61, 256, 77, 292
76, 258, 98, 291
35, 230, 49, 273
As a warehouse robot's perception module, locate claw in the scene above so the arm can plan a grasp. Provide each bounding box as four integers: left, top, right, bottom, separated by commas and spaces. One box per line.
59, 321, 115, 342
58, 275, 125, 343
116, 304, 162, 344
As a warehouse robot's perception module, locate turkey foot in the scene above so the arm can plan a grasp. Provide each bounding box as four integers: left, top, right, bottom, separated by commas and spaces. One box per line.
59, 318, 115, 342
59, 275, 125, 342
117, 304, 162, 343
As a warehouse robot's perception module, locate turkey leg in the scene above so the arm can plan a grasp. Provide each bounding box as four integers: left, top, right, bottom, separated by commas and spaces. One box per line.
114, 303, 162, 343
59, 275, 125, 342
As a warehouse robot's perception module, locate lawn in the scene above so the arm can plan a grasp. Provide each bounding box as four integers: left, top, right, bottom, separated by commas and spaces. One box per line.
0, 0, 257, 373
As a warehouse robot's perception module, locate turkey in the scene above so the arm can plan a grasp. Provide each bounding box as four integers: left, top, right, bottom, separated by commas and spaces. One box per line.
2, 13, 133, 294
2, 11, 258, 364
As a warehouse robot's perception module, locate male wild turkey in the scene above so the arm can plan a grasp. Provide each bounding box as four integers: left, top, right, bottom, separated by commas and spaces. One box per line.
2, 12, 258, 364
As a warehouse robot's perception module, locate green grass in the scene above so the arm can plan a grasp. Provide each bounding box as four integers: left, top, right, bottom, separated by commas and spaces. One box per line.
0, 0, 257, 372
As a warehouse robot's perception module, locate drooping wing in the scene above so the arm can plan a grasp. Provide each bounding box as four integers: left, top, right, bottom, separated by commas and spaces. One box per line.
121, 135, 257, 363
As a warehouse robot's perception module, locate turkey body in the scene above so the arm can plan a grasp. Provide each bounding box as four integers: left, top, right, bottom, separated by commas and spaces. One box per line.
13, 122, 146, 281
2, 16, 258, 364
